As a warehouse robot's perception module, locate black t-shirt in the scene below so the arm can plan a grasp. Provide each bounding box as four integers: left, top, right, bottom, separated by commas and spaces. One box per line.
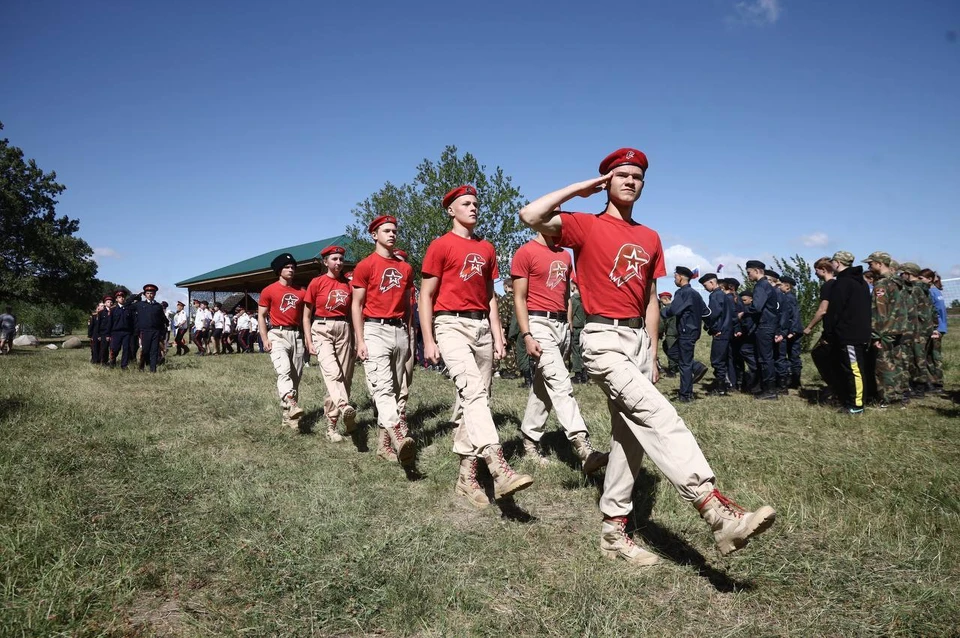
819, 279, 836, 302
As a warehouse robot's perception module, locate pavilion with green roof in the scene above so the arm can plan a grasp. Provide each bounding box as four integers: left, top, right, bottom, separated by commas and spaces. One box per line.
175, 234, 357, 303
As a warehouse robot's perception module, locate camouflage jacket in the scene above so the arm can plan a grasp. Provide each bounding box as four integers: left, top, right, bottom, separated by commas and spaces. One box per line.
871, 275, 905, 339
570, 292, 586, 329
498, 292, 515, 340
914, 281, 939, 334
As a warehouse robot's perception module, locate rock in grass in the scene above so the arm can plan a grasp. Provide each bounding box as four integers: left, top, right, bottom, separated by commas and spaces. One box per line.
13, 335, 39, 347
62, 337, 82, 349
45, 344, 58, 350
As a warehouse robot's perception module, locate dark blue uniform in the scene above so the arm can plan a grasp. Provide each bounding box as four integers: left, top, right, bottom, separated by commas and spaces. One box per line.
662, 284, 707, 400
737, 296, 758, 391
132, 298, 168, 372
728, 293, 743, 388
88, 311, 100, 364
744, 278, 779, 395
781, 291, 804, 386
704, 288, 733, 393
773, 287, 791, 388
96, 307, 112, 365
109, 303, 134, 369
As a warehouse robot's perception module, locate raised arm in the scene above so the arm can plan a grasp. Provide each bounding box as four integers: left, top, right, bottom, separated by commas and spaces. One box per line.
519, 174, 613, 235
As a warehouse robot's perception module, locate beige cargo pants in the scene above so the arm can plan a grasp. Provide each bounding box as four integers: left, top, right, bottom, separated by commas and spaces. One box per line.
362, 321, 408, 430
310, 318, 355, 419
520, 316, 588, 441
434, 315, 498, 457
268, 326, 304, 402
580, 322, 716, 517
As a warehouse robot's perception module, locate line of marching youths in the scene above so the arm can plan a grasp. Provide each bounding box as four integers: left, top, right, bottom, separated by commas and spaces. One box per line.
259, 148, 778, 567
169, 299, 265, 357
86, 284, 170, 372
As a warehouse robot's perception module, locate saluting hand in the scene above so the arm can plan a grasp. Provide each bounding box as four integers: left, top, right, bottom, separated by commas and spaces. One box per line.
572, 172, 613, 198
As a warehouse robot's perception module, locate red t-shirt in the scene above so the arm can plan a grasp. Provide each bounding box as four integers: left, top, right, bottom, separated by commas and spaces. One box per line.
558, 212, 666, 318
304, 275, 352, 319
510, 240, 571, 313
259, 281, 306, 327
352, 252, 414, 319
421, 231, 499, 312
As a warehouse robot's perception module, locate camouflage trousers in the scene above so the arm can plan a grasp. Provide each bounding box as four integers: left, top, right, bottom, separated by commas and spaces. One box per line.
875, 336, 909, 402
570, 327, 584, 374
903, 334, 925, 385
925, 336, 943, 386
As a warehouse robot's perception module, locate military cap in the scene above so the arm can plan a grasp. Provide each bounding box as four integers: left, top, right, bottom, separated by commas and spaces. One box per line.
832, 251, 855, 266
368, 215, 397, 233
862, 251, 892, 266
780, 275, 796, 286
161, 301, 168, 307
675, 266, 693, 278
176, 301, 185, 307
394, 249, 408, 261
320, 245, 345, 258
724, 278, 741, 289
599, 148, 649, 174
900, 262, 921, 276
271, 252, 297, 274
143, 284, 158, 292
102, 294, 113, 302
764, 269, 780, 280
658, 291, 673, 299
739, 290, 753, 298
745, 260, 766, 270
114, 289, 127, 298
442, 185, 477, 208
698, 273, 718, 285
199, 300, 208, 306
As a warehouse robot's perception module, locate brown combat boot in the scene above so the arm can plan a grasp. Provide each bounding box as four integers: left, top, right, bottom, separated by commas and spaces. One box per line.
695, 488, 776, 555
376, 428, 397, 461
386, 423, 416, 466
455, 456, 490, 509
283, 394, 304, 420
481, 444, 533, 499
571, 433, 609, 475
600, 516, 660, 566
341, 404, 357, 433
326, 415, 343, 443
522, 436, 551, 466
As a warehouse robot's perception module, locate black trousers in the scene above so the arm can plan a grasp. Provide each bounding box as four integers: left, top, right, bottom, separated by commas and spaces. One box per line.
140, 329, 161, 372
710, 336, 730, 386
110, 332, 132, 368
787, 335, 803, 375
755, 328, 776, 385
668, 338, 697, 398
833, 342, 866, 409
811, 338, 836, 391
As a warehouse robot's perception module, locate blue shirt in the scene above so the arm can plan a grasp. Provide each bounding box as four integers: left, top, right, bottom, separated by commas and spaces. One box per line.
745, 279, 780, 331
930, 286, 947, 333
662, 284, 706, 341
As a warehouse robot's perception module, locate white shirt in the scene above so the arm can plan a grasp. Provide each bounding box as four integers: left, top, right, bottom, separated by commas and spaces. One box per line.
173, 310, 187, 328
222, 315, 232, 333
213, 310, 225, 329
194, 308, 212, 330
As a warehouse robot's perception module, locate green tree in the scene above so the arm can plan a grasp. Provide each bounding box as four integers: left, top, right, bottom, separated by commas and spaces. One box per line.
346, 146, 532, 281
0, 122, 100, 309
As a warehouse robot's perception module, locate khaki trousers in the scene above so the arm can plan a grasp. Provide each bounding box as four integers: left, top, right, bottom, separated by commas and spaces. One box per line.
520, 316, 588, 442
362, 322, 408, 430
310, 318, 355, 418
580, 323, 715, 517
398, 326, 415, 417
434, 315, 498, 457
268, 327, 304, 401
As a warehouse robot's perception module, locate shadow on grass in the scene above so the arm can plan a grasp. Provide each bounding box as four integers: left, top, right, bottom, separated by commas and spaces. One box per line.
496, 495, 537, 523
629, 469, 754, 593
0, 398, 27, 421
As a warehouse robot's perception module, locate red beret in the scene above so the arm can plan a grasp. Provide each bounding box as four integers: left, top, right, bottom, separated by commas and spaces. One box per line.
658, 291, 672, 299
442, 184, 477, 209
599, 148, 649, 174
368, 215, 397, 233
143, 284, 158, 292
102, 294, 113, 302
394, 249, 408, 260
113, 289, 126, 297
320, 245, 345, 257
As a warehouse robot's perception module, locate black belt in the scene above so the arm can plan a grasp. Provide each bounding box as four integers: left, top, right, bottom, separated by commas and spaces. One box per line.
586, 314, 645, 329
529, 310, 566, 321
435, 310, 486, 320
365, 317, 404, 327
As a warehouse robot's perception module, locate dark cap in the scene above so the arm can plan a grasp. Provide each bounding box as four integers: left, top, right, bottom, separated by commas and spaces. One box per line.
143, 284, 158, 293
675, 266, 693, 279
779, 275, 796, 286
698, 273, 718, 285
114, 289, 127, 298
739, 290, 753, 298
764, 269, 780, 280
724, 278, 741, 289
746, 260, 766, 270
161, 301, 168, 307
271, 253, 297, 274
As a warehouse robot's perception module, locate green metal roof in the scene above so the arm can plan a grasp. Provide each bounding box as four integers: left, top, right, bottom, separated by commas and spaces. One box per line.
175, 234, 354, 287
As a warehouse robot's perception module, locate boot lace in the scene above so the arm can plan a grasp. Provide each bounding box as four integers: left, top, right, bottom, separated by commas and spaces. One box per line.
467, 458, 482, 488
495, 446, 518, 478
697, 489, 745, 518
606, 516, 638, 548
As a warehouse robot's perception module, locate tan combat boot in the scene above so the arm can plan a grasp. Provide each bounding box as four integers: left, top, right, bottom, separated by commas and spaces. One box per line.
326, 415, 344, 443
283, 395, 304, 420
481, 444, 533, 499
281, 409, 299, 430
695, 489, 776, 556
600, 516, 660, 566
455, 456, 490, 509
571, 433, 609, 475
341, 404, 357, 433
376, 428, 397, 461
386, 423, 416, 466
522, 436, 551, 466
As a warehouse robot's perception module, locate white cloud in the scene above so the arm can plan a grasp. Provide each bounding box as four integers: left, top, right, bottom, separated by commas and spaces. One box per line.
733, 0, 782, 25
93, 247, 120, 259
664, 244, 712, 275
800, 232, 830, 248
949, 265, 960, 278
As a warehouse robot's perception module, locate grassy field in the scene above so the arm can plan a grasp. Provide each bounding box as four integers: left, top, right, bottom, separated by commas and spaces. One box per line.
1, 331, 958, 637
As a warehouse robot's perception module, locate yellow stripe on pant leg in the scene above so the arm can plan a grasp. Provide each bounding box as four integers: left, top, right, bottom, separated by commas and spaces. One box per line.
849, 346, 864, 408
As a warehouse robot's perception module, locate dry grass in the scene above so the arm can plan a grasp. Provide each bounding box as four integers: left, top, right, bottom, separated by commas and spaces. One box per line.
1, 328, 958, 637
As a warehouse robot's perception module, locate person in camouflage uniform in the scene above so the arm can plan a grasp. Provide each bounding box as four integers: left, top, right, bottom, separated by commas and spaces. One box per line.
900, 263, 939, 396
658, 291, 680, 377
498, 278, 521, 380
920, 269, 946, 393
896, 263, 924, 397
570, 275, 587, 384
864, 251, 909, 406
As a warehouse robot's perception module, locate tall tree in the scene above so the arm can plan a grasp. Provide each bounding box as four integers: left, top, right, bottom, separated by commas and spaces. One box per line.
0, 122, 99, 308
346, 146, 532, 281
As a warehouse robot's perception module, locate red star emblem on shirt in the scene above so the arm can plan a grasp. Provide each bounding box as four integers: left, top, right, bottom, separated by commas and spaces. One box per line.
608, 244, 650, 288
379, 267, 404, 293
459, 253, 486, 281
325, 289, 348, 311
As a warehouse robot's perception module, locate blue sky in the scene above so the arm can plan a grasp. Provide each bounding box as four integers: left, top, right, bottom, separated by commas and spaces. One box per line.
3, 0, 958, 304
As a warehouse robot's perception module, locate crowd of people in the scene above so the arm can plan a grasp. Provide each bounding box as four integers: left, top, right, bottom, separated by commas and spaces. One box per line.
72, 147, 951, 567
85, 285, 169, 372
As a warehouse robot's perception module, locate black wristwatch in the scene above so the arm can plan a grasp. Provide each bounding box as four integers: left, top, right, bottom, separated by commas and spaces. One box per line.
522, 332, 533, 339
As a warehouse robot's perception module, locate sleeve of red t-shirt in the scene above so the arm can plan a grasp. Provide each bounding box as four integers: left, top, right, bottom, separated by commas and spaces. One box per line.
421, 240, 445, 279
259, 285, 273, 309
490, 244, 500, 280
649, 233, 666, 279
558, 212, 589, 250
510, 245, 531, 280
352, 258, 371, 289
303, 280, 315, 305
